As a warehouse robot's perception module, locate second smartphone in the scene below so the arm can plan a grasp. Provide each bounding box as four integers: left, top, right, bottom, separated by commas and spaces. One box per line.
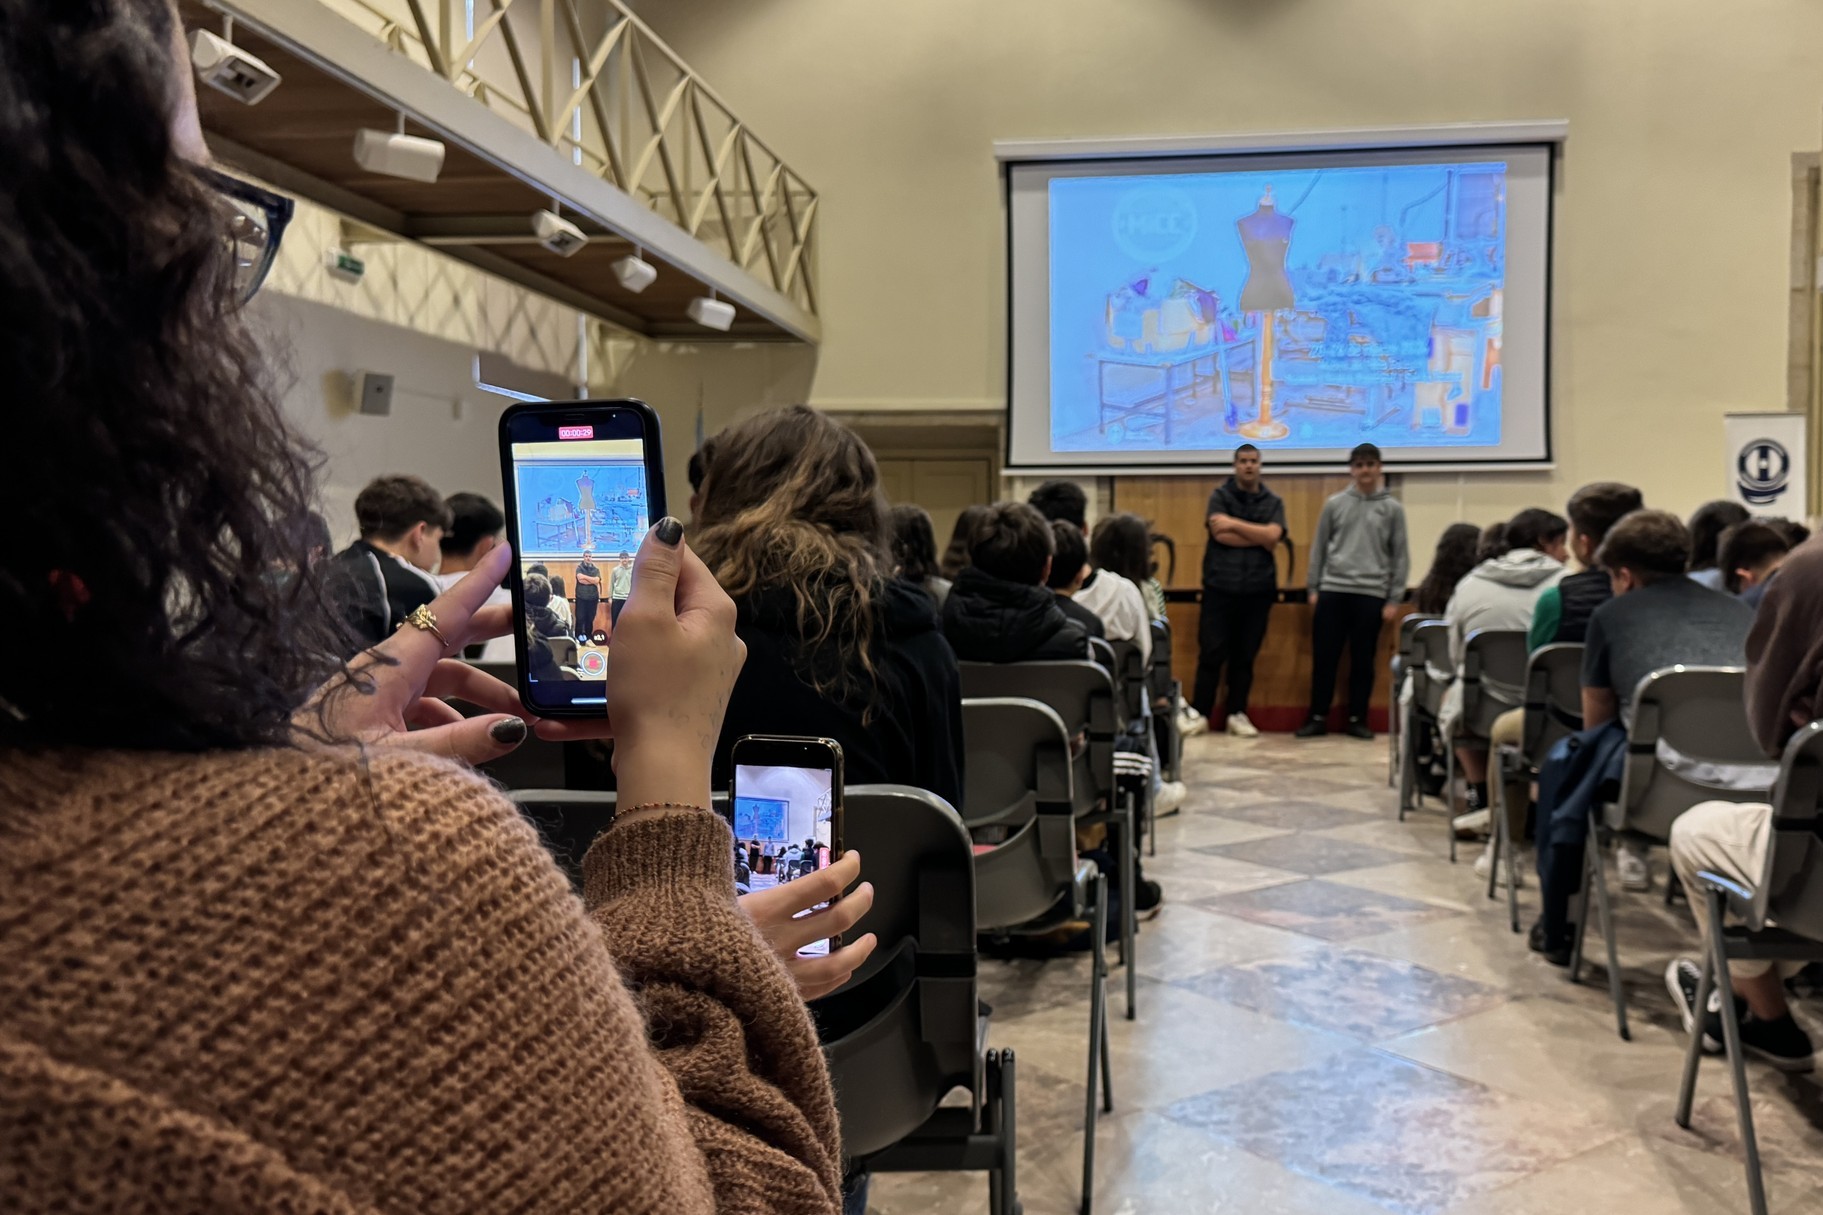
728, 736, 846, 958
497, 398, 666, 718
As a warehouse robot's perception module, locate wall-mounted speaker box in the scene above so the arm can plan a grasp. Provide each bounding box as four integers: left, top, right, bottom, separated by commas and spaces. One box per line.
357, 371, 396, 416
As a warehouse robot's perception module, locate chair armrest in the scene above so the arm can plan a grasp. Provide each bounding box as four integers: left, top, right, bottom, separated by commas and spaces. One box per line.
1694, 868, 1759, 922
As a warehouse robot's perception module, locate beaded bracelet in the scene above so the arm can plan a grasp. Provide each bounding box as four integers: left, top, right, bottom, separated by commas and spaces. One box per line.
619, 801, 714, 817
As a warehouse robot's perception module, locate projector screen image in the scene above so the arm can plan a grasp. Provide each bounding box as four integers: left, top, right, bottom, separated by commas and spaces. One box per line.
1005, 144, 1553, 470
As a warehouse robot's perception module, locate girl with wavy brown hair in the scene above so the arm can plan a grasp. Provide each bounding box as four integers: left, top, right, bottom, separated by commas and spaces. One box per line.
694, 405, 964, 810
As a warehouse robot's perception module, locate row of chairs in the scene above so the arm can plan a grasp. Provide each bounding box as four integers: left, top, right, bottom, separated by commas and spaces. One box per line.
1391, 620, 1820, 1213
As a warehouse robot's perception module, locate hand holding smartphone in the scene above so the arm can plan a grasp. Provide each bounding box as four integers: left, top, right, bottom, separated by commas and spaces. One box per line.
729, 735, 845, 958
498, 400, 666, 717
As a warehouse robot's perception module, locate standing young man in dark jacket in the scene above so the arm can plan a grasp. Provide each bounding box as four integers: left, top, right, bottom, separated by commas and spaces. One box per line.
1298, 443, 1410, 740
1194, 443, 1287, 737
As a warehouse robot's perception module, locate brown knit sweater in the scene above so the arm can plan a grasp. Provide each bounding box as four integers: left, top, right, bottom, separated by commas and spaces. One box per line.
0, 746, 842, 1214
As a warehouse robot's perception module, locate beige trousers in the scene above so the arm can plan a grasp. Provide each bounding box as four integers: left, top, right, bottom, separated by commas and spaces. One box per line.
1669, 800, 1802, 980
1489, 707, 1528, 841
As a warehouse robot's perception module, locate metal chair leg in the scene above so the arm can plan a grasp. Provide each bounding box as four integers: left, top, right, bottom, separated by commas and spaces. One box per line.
1568, 829, 1594, 984
1446, 738, 1459, 862
988, 1049, 1005, 1215
1001, 1049, 1019, 1215
1504, 798, 1522, 935
1397, 703, 1415, 821
1675, 950, 1713, 1128
1082, 875, 1108, 1215
1587, 830, 1631, 1041
1705, 893, 1769, 1215
1120, 795, 1137, 1021
1487, 776, 1504, 902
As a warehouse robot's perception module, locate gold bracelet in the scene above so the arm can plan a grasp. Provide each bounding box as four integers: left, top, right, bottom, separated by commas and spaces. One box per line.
619, 801, 714, 817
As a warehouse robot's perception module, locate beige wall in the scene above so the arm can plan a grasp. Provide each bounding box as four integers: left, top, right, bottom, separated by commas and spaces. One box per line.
632, 0, 1823, 554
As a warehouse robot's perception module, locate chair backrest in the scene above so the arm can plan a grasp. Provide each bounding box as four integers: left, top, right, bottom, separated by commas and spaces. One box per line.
1147, 617, 1175, 705
1106, 638, 1148, 725
1759, 720, 1823, 936
812, 785, 979, 1159
1399, 613, 1439, 655
1457, 628, 1529, 741
1408, 620, 1453, 717
1085, 637, 1125, 727
1618, 666, 1773, 840
1521, 643, 1584, 766
959, 661, 1117, 804
961, 698, 1079, 929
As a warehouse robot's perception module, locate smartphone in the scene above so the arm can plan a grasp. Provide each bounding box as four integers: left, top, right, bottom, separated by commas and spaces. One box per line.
498, 399, 666, 717
728, 735, 845, 957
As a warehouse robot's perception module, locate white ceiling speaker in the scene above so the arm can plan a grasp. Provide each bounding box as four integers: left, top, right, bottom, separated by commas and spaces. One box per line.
532, 209, 588, 257
687, 293, 736, 332
189, 29, 281, 105
352, 128, 446, 184
612, 254, 658, 293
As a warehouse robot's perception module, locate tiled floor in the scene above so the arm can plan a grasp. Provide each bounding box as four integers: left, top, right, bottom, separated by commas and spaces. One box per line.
866, 730, 1823, 1215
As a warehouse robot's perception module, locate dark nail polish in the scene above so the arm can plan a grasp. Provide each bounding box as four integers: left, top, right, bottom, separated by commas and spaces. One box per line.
489, 716, 528, 745
654, 516, 684, 546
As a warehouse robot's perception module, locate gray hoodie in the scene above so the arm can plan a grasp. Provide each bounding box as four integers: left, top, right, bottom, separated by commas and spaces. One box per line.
1443, 548, 1566, 668
1308, 483, 1409, 600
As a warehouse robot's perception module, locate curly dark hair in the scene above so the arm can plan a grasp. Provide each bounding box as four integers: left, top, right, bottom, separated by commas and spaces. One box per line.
888, 503, 940, 584
1415, 523, 1482, 615
0, 0, 346, 750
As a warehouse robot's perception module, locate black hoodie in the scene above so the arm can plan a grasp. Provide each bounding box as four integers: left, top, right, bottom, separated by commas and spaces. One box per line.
942, 566, 1091, 664
713, 578, 964, 812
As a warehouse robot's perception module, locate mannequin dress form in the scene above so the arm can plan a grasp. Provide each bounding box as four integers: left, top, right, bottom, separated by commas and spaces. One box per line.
1236, 186, 1295, 441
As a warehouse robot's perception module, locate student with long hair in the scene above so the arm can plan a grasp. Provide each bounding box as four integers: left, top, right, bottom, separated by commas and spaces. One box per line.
0, 6, 858, 1209
1414, 523, 1483, 616
888, 502, 951, 609
939, 503, 992, 580
694, 406, 965, 811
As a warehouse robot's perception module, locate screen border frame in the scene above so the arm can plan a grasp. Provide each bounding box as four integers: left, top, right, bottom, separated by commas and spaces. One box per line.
999, 132, 1561, 476
497, 397, 667, 717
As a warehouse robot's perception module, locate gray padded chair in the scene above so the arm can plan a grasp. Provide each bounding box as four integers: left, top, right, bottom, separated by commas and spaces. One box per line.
959, 660, 1140, 1021
962, 698, 1110, 1215
1388, 614, 1440, 787
1148, 617, 1183, 786
1570, 666, 1773, 1040
1397, 620, 1453, 818
1676, 721, 1823, 1215
1486, 644, 1583, 932
1104, 637, 1161, 858
1443, 628, 1529, 862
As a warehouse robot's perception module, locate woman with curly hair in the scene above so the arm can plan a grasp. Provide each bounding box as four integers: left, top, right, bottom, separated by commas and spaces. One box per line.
0, 4, 860, 1210
695, 406, 964, 810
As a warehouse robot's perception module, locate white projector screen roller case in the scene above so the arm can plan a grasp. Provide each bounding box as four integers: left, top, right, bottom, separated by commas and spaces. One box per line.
1006, 143, 1554, 472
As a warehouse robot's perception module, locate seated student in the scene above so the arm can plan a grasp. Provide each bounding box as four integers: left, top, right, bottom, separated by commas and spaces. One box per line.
1046, 520, 1106, 640
939, 504, 992, 581
1532, 511, 1757, 959
1476, 520, 1511, 564
1441, 508, 1569, 829
1717, 519, 1792, 608
1084, 513, 1157, 663
434, 491, 514, 661
889, 503, 952, 610
323, 474, 450, 652
695, 406, 964, 812
546, 574, 576, 633
1527, 482, 1644, 649
522, 573, 571, 640
1414, 523, 1483, 616
1686, 499, 1752, 590
1665, 538, 1823, 1071
943, 502, 1090, 662
1473, 482, 1643, 882
1770, 517, 1811, 548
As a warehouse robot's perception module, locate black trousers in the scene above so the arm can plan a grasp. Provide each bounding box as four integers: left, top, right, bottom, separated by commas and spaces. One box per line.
1307, 590, 1385, 722
1192, 589, 1275, 716
577, 595, 600, 640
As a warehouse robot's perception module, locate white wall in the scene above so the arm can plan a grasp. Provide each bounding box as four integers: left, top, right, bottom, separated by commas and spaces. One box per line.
632, 0, 1823, 549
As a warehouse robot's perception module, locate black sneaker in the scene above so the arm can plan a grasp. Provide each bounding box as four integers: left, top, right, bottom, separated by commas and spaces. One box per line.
1666, 957, 1732, 1054
1344, 718, 1375, 741
1294, 719, 1329, 739
1135, 877, 1164, 922
1528, 917, 1574, 967
1665, 957, 1815, 1070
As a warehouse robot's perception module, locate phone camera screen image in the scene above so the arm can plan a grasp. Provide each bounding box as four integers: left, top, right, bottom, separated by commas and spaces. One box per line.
505, 408, 657, 713
732, 762, 837, 957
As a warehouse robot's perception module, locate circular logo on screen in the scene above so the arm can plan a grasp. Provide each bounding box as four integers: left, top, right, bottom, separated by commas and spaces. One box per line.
579, 649, 607, 677
1736, 439, 1790, 506
1112, 186, 1198, 264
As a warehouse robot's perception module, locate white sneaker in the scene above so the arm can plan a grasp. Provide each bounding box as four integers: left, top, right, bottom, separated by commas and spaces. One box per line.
1154, 780, 1187, 814
1176, 706, 1209, 738
1452, 808, 1490, 838
1617, 842, 1651, 891
1226, 712, 1260, 739
1473, 842, 1524, 888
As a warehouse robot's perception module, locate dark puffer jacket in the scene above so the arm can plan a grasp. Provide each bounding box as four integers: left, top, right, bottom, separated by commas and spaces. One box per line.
941, 566, 1091, 663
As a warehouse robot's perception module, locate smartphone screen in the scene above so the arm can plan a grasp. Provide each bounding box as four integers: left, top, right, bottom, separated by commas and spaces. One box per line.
729, 736, 845, 958
498, 401, 665, 716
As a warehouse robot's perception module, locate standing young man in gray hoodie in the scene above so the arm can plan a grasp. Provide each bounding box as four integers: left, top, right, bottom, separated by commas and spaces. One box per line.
1297, 443, 1410, 739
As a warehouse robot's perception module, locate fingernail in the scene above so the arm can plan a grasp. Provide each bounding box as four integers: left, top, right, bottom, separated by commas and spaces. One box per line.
489, 716, 528, 745
653, 516, 684, 547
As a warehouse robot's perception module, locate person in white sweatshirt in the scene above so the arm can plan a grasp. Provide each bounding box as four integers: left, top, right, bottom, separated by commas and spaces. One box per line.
1439, 507, 1569, 825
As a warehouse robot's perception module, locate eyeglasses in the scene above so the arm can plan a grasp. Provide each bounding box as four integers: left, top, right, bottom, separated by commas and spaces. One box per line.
198, 167, 294, 304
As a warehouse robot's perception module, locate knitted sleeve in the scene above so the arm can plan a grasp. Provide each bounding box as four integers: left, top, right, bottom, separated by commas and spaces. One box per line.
583, 809, 844, 1215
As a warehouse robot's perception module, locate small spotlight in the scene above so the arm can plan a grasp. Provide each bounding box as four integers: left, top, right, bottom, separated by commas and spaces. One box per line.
612, 254, 657, 293
190, 29, 281, 105
352, 128, 446, 184
532, 209, 588, 257
687, 294, 736, 331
